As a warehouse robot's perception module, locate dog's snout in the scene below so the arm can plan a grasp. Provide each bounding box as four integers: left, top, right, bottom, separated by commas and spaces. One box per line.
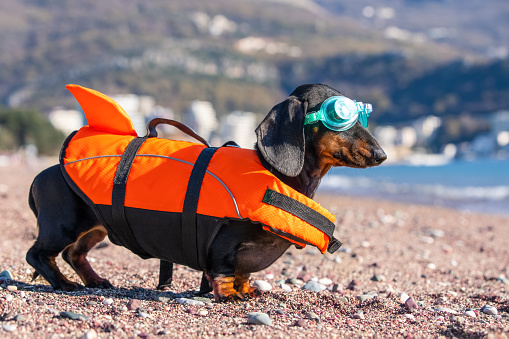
372, 148, 387, 164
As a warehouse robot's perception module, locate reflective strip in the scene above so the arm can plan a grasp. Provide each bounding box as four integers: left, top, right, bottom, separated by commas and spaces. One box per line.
63, 153, 242, 219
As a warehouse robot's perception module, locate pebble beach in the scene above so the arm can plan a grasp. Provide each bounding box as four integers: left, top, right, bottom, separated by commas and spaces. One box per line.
0, 163, 508, 338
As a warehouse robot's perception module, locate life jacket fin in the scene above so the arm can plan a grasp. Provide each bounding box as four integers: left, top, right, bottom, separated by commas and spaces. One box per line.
66, 84, 138, 136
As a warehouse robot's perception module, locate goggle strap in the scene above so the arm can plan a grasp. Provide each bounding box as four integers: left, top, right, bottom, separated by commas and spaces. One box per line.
304, 112, 321, 125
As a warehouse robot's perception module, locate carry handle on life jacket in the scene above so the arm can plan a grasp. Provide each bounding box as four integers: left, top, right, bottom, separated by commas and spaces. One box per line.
146, 118, 211, 147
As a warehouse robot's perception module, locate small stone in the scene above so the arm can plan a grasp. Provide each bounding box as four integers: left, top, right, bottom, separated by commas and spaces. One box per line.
0, 270, 13, 280
347, 280, 360, 291
138, 311, 152, 318
253, 280, 272, 292
405, 297, 419, 310
464, 310, 476, 318
264, 273, 274, 280
427, 263, 437, 270
6, 285, 17, 291
119, 306, 128, 312
318, 278, 332, 285
295, 319, 308, 327
86, 301, 97, 306
333, 256, 342, 264
353, 311, 365, 320
371, 275, 385, 282
336, 296, 349, 303
13, 315, 25, 322
47, 308, 59, 315
435, 307, 458, 315
302, 281, 322, 292
198, 309, 208, 316
248, 313, 272, 326
127, 299, 142, 310
2, 324, 17, 332
102, 298, 113, 305
481, 305, 498, 315
404, 314, 415, 321
356, 294, 375, 303
82, 329, 98, 339
331, 283, 343, 292
175, 298, 204, 306
5, 295, 13, 302
60, 311, 89, 321
306, 312, 320, 322
192, 297, 212, 304
280, 283, 292, 292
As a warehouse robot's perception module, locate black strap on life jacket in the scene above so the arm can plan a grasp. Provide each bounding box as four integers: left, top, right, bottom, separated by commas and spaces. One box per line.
181, 147, 219, 270
262, 188, 342, 254
111, 136, 151, 258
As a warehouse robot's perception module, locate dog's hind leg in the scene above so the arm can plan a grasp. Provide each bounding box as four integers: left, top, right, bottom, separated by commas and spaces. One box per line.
62, 226, 113, 289
27, 165, 101, 291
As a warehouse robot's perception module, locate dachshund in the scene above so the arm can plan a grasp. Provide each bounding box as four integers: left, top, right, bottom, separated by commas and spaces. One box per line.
26, 83, 386, 302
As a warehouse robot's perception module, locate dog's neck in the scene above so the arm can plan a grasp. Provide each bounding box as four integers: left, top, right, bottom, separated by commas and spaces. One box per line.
256, 147, 322, 199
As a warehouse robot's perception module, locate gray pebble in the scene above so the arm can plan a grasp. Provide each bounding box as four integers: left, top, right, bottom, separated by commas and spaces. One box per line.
192, 297, 212, 304
13, 315, 25, 322
481, 305, 498, 315
2, 324, 17, 332
102, 298, 113, 305
86, 301, 97, 306
306, 312, 320, 322
371, 274, 386, 282
0, 270, 13, 280
60, 311, 89, 321
175, 298, 204, 306
302, 281, 322, 292
253, 280, 272, 292
248, 313, 272, 326
5, 294, 13, 302
464, 310, 476, 318
353, 311, 365, 320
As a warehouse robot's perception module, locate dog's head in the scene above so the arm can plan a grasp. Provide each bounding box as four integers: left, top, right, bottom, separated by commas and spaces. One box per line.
256, 84, 386, 177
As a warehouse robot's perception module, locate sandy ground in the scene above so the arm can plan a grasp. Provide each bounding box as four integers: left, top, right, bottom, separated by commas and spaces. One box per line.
0, 162, 508, 338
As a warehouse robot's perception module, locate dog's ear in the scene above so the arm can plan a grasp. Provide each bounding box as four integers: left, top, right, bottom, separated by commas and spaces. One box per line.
256, 96, 307, 177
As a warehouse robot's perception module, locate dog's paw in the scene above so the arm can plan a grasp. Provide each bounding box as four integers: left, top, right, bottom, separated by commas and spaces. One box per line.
219, 291, 248, 302
85, 279, 114, 289
58, 281, 84, 292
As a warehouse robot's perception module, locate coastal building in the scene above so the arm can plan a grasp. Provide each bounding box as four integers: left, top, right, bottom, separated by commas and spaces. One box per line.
48, 108, 84, 134
111, 94, 155, 136
182, 100, 218, 143
218, 111, 257, 148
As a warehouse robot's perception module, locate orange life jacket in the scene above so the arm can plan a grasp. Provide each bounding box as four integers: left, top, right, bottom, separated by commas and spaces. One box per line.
60, 85, 341, 270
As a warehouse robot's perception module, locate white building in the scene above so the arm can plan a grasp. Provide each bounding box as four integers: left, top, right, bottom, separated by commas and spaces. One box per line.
48, 108, 84, 134
183, 100, 218, 143
219, 111, 257, 148
110, 94, 156, 136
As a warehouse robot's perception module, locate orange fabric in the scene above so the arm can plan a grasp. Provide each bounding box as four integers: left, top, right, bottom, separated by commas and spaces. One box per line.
62, 85, 337, 254
66, 84, 138, 136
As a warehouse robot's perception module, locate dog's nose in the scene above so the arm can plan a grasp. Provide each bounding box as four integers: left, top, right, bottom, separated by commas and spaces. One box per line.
372, 148, 387, 164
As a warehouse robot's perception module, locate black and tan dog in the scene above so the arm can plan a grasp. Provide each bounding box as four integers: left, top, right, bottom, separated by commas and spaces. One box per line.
27, 84, 386, 301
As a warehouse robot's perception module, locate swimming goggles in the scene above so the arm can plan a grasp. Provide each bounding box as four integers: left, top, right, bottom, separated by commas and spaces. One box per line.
304, 96, 372, 131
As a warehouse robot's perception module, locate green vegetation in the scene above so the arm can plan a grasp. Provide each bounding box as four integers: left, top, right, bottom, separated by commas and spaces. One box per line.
0, 108, 65, 155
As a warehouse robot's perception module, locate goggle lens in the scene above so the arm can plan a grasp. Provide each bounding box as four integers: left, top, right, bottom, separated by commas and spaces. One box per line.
304, 96, 372, 131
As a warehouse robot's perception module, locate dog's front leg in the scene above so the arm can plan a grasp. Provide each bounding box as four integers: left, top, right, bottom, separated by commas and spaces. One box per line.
234, 273, 262, 298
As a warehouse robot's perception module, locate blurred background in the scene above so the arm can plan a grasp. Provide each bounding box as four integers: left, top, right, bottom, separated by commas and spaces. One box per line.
0, 0, 508, 214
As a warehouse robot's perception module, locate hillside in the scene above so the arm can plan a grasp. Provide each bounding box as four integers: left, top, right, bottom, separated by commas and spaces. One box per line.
0, 0, 507, 128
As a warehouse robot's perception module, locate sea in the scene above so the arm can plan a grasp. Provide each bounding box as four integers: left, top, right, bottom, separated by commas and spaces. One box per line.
319, 158, 509, 216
